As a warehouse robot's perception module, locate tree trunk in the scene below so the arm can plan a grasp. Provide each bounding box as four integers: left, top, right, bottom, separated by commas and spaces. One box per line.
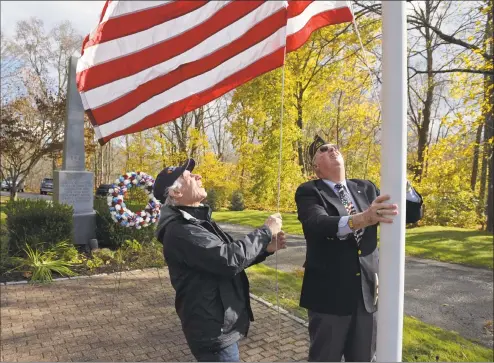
108, 140, 112, 182
9, 183, 17, 201
477, 124, 488, 230
336, 91, 343, 147
138, 133, 144, 168
173, 117, 188, 154
479, 120, 488, 206
98, 145, 103, 187
485, 75, 493, 232
125, 135, 131, 171
470, 123, 483, 190
485, 0, 493, 233
240, 166, 245, 190
94, 148, 98, 188
159, 129, 167, 168
487, 136, 493, 233
414, 2, 435, 182
191, 107, 204, 159
52, 155, 56, 176
295, 84, 306, 174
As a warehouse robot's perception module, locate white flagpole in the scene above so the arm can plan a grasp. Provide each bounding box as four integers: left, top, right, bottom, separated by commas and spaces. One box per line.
377, 1, 407, 362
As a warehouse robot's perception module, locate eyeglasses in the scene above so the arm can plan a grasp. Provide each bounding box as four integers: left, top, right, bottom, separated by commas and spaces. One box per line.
319, 144, 338, 153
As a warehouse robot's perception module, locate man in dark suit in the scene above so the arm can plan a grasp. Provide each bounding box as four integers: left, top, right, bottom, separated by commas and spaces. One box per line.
295, 135, 423, 362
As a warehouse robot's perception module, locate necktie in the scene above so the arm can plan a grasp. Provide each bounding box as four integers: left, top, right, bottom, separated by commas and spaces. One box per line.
334, 183, 364, 244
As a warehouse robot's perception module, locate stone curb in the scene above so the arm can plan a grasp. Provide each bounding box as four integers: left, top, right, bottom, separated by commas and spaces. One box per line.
2, 267, 310, 328
0, 267, 160, 285
249, 293, 309, 328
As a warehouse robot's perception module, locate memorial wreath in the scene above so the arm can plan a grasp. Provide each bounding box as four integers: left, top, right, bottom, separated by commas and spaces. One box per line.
107, 171, 161, 229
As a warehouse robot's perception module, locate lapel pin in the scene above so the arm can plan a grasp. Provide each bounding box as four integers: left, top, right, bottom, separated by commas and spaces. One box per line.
358, 190, 361, 193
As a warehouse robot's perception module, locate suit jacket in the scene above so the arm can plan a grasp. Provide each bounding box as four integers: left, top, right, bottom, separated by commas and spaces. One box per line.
295, 178, 423, 316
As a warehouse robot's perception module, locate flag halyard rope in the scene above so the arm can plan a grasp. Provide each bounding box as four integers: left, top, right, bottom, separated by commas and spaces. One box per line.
274, 41, 288, 362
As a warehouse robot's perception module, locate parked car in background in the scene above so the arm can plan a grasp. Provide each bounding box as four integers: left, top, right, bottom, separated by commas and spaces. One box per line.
1, 178, 25, 192
96, 184, 113, 197
40, 178, 54, 195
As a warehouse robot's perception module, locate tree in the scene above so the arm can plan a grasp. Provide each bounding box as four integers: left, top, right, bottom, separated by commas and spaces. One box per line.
7, 17, 83, 175
406, 0, 448, 181
225, 20, 382, 210
0, 96, 63, 199
284, 13, 380, 175
205, 95, 233, 161
357, 0, 494, 231
410, 0, 493, 231
0, 18, 83, 198
0, 31, 21, 99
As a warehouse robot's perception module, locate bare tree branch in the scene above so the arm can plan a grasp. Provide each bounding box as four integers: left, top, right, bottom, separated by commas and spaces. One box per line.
409, 66, 494, 76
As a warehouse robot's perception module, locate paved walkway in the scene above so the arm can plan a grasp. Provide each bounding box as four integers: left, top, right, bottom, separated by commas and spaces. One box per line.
0, 269, 309, 362
219, 223, 494, 348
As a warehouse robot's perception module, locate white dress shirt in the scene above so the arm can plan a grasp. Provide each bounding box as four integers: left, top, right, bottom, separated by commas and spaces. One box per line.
322, 179, 421, 239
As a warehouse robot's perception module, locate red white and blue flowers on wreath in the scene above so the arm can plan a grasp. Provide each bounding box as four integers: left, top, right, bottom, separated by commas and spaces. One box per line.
107, 171, 161, 229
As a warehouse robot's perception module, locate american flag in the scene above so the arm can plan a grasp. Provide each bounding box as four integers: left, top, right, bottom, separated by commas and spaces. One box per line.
77, 1, 353, 145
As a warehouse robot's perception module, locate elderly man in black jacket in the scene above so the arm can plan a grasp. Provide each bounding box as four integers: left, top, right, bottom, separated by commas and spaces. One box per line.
154, 158, 286, 362
295, 135, 423, 362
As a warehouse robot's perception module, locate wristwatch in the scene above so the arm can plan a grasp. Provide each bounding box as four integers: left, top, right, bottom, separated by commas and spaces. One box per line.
348, 216, 355, 231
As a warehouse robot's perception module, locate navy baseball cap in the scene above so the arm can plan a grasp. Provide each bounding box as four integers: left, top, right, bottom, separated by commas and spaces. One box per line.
153, 158, 195, 203
308, 134, 327, 160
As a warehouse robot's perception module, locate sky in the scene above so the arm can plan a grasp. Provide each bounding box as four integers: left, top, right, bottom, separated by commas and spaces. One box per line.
0, 1, 409, 39
0, 1, 423, 43
1, 1, 105, 37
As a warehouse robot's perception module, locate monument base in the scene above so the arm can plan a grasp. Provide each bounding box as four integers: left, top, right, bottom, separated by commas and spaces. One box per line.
54, 170, 96, 246
73, 211, 97, 246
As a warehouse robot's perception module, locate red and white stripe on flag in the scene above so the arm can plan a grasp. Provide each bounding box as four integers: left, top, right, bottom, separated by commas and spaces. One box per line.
77, 1, 353, 145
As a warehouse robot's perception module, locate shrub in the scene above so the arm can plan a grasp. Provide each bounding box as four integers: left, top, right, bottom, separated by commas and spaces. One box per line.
11, 242, 76, 283
84, 239, 164, 272
193, 152, 238, 209
46, 240, 84, 264
204, 187, 232, 210
230, 190, 245, 211
122, 239, 142, 253
125, 188, 149, 209
86, 255, 105, 271
58, 243, 84, 264
92, 248, 116, 263
4, 199, 73, 255
0, 236, 9, 275
123, 239, 164, 269
94, 198, 156, 249
1, 221, 9, 274
205, 188, 219, 211
420, 192, 479, 228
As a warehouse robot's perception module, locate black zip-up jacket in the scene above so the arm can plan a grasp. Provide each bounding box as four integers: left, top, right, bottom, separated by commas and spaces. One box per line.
156, 205, 272, 352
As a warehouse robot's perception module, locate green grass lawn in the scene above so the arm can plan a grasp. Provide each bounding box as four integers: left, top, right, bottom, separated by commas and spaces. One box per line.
214, 209, 303, 235
246, 264, 493, 362
405, 226, 492, 269
213, 210, 493, 269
